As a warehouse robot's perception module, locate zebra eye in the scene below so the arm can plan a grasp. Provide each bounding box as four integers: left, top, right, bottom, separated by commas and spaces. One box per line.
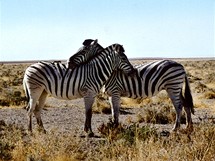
120, 54, 128, 61
85, 46, 91, 50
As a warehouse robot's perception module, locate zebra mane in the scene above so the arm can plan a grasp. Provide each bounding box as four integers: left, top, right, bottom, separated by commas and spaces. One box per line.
67, 39, 104, 69
67, 39, 125, 69
38, 61, 67, 69
85, 43, 125, 61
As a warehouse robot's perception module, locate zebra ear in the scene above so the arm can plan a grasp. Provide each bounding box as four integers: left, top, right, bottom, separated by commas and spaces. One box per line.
119, 45, 125, 53
115, 44, 125, 53
83, 39, 94, 46
92, 39, 98, 45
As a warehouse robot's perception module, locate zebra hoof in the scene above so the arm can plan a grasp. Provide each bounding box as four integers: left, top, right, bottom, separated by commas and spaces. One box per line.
87, 131, 94, 137
160, 130, 170, 137
36, 126, 46, 134
41, 129, 47, 134
180, 127, 193, 135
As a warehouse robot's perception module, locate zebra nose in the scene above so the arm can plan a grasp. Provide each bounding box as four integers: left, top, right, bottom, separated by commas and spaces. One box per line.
67, 62, 73, 69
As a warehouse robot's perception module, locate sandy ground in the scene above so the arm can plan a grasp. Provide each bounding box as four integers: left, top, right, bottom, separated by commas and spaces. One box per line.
0, 97, 214, 137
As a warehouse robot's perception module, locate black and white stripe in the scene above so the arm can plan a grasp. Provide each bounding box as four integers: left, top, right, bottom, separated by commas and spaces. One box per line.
23, 39, 135, 136
65, 40, 194, 132
105, 60, 194, 132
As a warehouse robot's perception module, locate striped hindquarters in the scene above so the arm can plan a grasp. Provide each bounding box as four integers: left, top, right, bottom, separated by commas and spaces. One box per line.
23, 61, 87, 99
139, 60, 186, 97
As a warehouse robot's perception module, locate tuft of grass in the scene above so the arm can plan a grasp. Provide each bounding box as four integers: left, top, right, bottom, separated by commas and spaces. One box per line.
0, 120, 27, 161
119, 124, 158, 145
194, 102, 209, 109
134, 92, 187, 125
204, 91, 215, 99
98, 122, 215, 161
0, 89, 27, 107
93, 93, 111, 114
98, 120, 125, 142
137, 103, 186, 125
98, 121, 158, 144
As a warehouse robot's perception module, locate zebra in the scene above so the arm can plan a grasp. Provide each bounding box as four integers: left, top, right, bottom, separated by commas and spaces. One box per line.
23, 39, 135, 136
104, 60, 194, 133
66, 40, 194, 133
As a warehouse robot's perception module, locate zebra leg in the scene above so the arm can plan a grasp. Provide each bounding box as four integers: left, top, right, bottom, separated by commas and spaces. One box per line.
109, 94, 120, 126
182, 76, 194, 133
34, 91, 48, 133
181, 91, 193, 133
27, 88, 44, 132
172, 103, 183, 132
167, 90, 183, 131
109, 97, 116, 125
83, 95, 95, 137
28, 98, 37, 132
183, 105, 193, 133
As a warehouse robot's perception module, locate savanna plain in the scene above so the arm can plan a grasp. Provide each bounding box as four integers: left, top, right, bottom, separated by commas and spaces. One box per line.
0, 58, 215, 161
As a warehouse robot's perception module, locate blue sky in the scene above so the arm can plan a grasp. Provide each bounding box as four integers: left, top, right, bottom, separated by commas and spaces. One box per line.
0, 0, 214, 61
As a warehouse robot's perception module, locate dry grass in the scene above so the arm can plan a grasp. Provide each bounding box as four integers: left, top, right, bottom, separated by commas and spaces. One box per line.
204, 91, 215, 99
0, 120, 214, 161
0, 63, 28, 107
0, 59, 215, 160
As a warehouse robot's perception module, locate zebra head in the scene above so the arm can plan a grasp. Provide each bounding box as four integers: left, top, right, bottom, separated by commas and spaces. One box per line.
110, 44, 136, 76
67, 39, 103, 69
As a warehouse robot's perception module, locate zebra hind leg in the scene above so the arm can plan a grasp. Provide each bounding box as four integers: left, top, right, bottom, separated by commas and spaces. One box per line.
27, 98, 38, 133
27, 88, 44, 133
182, 76, 194, 133
33, 91, 48, 133
183, 105, 193, 133
181, 94, 194, 133
171, 102, 183, 132
167, 90, 183, 132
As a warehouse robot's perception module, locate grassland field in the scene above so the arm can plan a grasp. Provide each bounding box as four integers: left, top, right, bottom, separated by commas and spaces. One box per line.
0, 58, 214, 161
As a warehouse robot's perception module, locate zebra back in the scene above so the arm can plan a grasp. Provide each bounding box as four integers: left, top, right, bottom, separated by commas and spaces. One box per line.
104, 60, 186, 98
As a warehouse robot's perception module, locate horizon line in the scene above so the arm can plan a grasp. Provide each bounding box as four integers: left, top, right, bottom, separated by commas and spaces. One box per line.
0, 57, 214, 64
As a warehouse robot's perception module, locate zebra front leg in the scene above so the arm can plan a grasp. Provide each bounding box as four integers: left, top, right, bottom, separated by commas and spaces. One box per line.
84, 95, 95, 137
109, 94, 120, 127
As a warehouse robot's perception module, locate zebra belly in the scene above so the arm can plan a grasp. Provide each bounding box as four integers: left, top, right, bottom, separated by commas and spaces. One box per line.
45, 88, 83, 100
44, 75, 85, 100
120, 88, 162, 99
52, 94, 82, 100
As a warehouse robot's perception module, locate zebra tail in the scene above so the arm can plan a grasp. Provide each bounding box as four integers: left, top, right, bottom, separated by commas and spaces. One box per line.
184, 75, 195, 115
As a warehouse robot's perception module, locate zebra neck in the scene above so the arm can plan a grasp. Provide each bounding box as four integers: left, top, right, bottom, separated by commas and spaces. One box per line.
89, 53, 115, 83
